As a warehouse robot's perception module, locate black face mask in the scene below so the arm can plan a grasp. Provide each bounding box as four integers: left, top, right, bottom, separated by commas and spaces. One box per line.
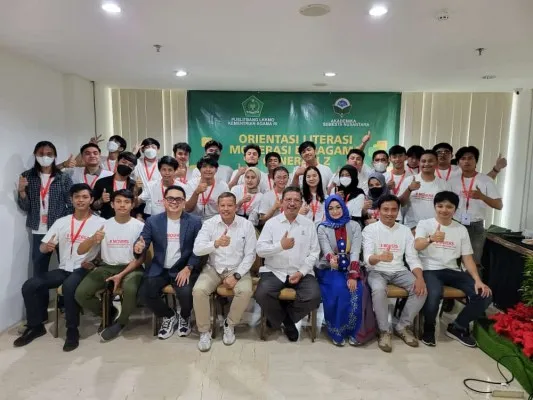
117, 165, 133, 177
207, 152, 220, 161
369, 187, 383, 198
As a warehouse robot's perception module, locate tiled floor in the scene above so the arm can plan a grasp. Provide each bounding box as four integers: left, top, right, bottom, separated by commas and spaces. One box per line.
0, 310, 525, 400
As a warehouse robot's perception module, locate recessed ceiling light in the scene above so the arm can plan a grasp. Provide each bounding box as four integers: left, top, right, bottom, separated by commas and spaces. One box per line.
482, 75, 496, 80
299, 4, 331, 17
324, 72, 336, 77
101, 1, 121, 14
369, 4, 388, 17
175, 70, 188, 77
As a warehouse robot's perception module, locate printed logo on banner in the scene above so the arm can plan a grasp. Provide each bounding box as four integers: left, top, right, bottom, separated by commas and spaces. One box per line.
242, 96, 264, 118
333, 98, 352, 117
323, 97, 371, 128
228, 96, 278, 127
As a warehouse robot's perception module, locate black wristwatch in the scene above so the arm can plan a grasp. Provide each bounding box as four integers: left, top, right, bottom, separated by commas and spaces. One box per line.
233, 273, 242, 281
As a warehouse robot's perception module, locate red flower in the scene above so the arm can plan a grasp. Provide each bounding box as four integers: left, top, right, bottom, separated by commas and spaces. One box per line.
489, 303, 533, 358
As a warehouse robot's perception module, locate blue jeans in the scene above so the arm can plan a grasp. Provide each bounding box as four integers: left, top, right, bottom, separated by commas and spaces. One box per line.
422, 268, 491, 333
31, 234, 59, 278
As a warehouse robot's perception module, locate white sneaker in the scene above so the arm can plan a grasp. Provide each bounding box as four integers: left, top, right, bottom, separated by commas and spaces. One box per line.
198, 332, 212, 352
158, 313, 178, 340
177, 314, 191, 337
222, 319, 236, 346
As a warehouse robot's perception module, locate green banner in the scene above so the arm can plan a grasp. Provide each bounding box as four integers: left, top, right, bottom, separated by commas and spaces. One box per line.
187, 91, 401, 171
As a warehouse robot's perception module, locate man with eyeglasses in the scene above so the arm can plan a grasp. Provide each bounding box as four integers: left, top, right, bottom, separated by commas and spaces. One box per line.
135, 185, 203, 339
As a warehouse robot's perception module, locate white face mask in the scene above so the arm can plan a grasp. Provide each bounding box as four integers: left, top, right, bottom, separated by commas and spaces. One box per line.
144, 148, 157, 159
339, 177, 352, 186
107, 141, 119, 152
36, 156, 55, 167
374, 162, 387, 173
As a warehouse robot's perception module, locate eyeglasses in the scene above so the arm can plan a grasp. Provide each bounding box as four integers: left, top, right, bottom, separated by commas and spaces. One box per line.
165, 197, 185, 204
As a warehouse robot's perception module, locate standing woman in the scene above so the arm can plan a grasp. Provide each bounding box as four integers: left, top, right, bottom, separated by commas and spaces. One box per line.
316, 195, 364, 346
336, 165, 368, 223
18, 141, 73, 278
364, 172, 390, 225
300, 166, 326, 223
231, 167, 263, 226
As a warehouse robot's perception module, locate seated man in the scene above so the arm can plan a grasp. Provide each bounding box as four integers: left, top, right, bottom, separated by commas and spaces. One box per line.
13, 184, 104, 351
192, 192, 257, 351
414, 191, 492, 348
76, 189, 145, 341
255, 186, 321, 342
362, 194, 427, 353
136, 185, 202, 339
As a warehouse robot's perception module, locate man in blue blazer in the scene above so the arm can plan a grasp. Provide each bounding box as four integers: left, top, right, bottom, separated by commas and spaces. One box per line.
134, 185, 203, 339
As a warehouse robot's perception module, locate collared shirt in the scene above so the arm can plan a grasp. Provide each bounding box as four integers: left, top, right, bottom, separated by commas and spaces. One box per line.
184, 178, 230, 221
193, 215, 257, 276
362, 220, 422, 273
257, 213, 320, 282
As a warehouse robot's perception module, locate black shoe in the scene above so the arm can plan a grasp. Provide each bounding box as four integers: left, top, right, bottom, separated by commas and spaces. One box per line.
445, 323, 477, 347
266, 319, 273, 329
283, 317, 299, 342
99, 322, 124, 342
421, 331, 436, 347
13, 325, 46, 347
97, 306, 118, 334
63, 328, 79, 352
442, 299, 455, 313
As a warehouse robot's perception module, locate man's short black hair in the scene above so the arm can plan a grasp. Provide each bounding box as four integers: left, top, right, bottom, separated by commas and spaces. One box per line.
204, 140, 223, 152
372, 150, 389, 161
282, 186, 302, 200
197, 155, 219, 170
420, 149, 438, 159
173, 142, 191, 155
377, 194, 401, 209
109, 135, 127, 150
298, 141, 316, 155
141, 138, 161, 149
164, 185, 186, 199
111, 189, 134, 202
70, 183, 93, 197
118, 151, 138, 166
407, 145, 424, 159
432, 142, 453, 153
80, 143, 101, 154
272, 166, 289, 177
388, 145, 407, 156
265, 152, 281, 164
455, 146, 480, 162
218, 191, 237, 203
243, 144, 261, 158
158, 156, 179, 170
434, 191, 459, 209
347, 148, 365, 161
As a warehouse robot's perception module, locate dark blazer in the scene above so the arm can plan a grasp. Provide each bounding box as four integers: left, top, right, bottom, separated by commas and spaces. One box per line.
138, 211, 203, 278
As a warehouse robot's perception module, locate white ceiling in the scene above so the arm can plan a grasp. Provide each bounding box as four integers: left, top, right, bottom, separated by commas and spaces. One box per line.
1, 0, 532, 92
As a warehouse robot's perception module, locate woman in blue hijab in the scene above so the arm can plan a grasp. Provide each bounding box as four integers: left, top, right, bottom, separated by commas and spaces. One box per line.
316, 194, 364, 346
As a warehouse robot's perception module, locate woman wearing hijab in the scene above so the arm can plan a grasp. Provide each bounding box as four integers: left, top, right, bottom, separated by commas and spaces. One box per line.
231, 167, 263, 226
365, 172, 392, 225
316, 194, 364, 346
335, 165, 369, 224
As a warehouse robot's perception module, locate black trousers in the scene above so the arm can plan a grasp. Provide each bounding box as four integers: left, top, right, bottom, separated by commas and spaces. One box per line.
140, 270, 199, 319
23, 268, 89, 330
254, 272, 321, 329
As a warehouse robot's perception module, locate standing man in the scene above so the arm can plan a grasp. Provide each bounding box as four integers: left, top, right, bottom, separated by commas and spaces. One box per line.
133, 138, 162, 187
228, 144, 270, 192
138, 156, 180, 217
362, 194, 427, 353
264, 152, 282, 192
406, 145, 424, 175
136, 185, 203, 340
192, 140, 233, 183
371, 150, 389, 174
291, 141, 333, 193
384, 145, 413, 196
448, 146, 503, 265
101, 135, 128, 172
192, 192, 256, 351
173, 142, 194, 185
67, 143, 113, 187
255, 187, 321, 342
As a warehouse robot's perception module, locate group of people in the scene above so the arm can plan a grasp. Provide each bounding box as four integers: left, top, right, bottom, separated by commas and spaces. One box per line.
14, 132, 503, 354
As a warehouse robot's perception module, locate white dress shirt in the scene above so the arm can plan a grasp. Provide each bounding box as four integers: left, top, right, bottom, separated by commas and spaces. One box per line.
256, 213, 320, 282
193, 215, 257, 276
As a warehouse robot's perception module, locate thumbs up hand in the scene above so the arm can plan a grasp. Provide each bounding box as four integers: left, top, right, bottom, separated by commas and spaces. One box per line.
378, 250, 394, 263
134, 236, 146, 254
471, 185, 485, 200
387, 175, 396, 190
93, 225, 105, 244
408, 176, 421, 192
44, 234, 57, 253
430, 224, 446, 243
299, 202, 310, 215
18, 175, 29, 193
280, 231, 295, 250
362, 130, 371, 144
195, 181, 208, 195
102, 188, 111, 203
237, 165, 247, 177
363, 198, 373, 211
215, 228, 231, 248
65, 154, 76, 169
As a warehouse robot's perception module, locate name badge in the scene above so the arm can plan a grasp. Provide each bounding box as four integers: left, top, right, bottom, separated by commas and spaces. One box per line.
41, 214, 48, 224
460, 212, 471, 226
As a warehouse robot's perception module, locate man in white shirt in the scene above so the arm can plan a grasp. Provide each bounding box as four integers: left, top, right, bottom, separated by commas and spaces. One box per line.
383, 145, 413, 197
228, 144, 270, 193
193, 192, 257, 351
448, 146, 503, 265
291, 141, 333, 193
139, 156, 180, 216
13, 183, 104, 352
256, 187, 321, 342
406, 145, 424, 175
263, 152, 282, 192
362, 194, 427, 353
399, 150, 448, 231
76, 189, 145, 342
68, 143, 113, 187
191, 140, 233, 183
101, 135, 127, 172
132, 138, 162, 187
173, 142, 195, 185
185, 156, 230, 221
415, 191, 492, 348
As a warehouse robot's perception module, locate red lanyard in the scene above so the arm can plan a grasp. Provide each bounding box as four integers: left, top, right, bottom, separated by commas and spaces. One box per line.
408, 166, 418, 175
310, 199, 319, 221
143, 159, 157, 181
391, 173, 406, 195
436, 167, 452, 181
242, 188, 257, 216
201, 183, 216, 209
70, 215, 89, 255
40, 176, 53, 208
84, 173, 99, 188
461, 173, 477, 210
113, 179, 126, 191
106, 159, 116, 172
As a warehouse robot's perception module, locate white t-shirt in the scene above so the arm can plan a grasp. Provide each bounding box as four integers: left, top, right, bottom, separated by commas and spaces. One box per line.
164, 218, 181, 268
184, 178, 230, 221
133, 158, 162, 187
100, 156, 117, 172
192, 164, 233, 183
33, 173, 52, 234
347, 193, 365, 218
383, 170, 414, 197
292, 164, 333, 193
435, 165, 461, 182
42, 214, 105, 272
258, 189, 283, 218
302, 195, 326, 223
99, 218, 145, 266
448, 172, 501, 223
69, 167, 113, 187
399, 174, 449, 228
415, 218, 473, 271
